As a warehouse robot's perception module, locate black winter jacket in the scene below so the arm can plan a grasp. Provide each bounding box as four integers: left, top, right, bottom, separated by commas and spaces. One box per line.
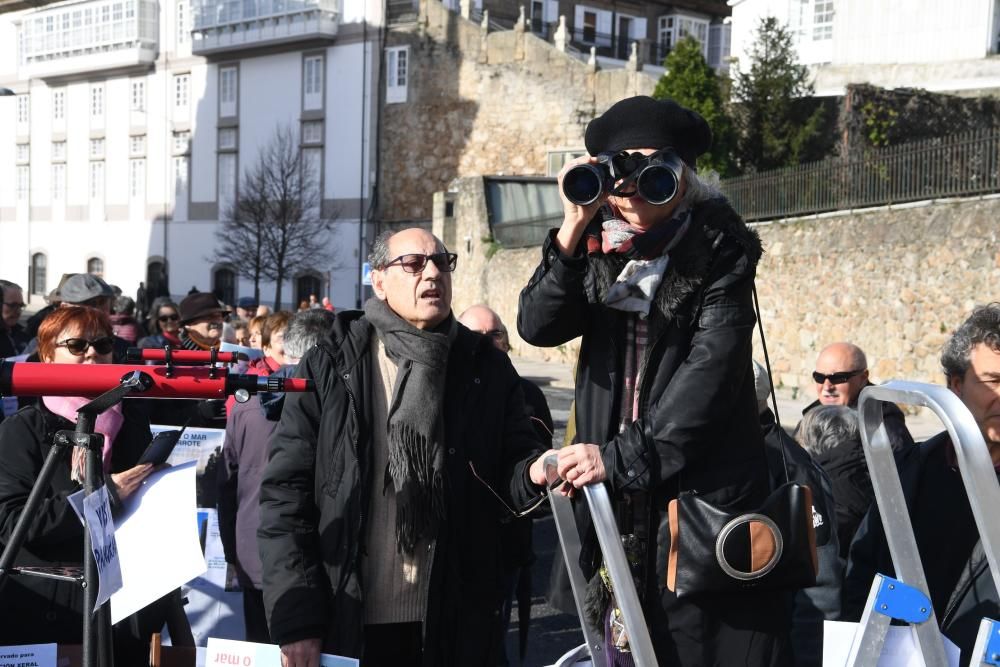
843, 431, 998, 663
0, 401, 168, 661
257, 311, 545, 665
518, 199, 791, 664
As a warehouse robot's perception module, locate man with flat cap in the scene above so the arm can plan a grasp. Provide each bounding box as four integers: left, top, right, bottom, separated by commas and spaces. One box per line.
519, 96, 792, 664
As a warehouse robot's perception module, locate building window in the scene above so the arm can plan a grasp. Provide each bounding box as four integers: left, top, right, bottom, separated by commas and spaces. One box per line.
218, 128, 238, 151
90, 138, 105, 159
659, 13, 710, 57
173, 130, 191, 154
130, 135, 146, 156
582, 10, 597, 42
87, 257, 104, 276
90, 161, 104, 200
173, 156, 189, 197
174, 73, 189, 109
218, 153, 237, 215
303, 55, 323, 110
31, 253, 47, 296
51, 141, 66, 161
546, 149, 587, 176
385, 47, 408, 104
302, 147, 322, 214
219, 66, 238, 117
131, 79, 145, 111
177, 0, 188, 44
812, 0, 834, 40
91, 83, 104, 117
708, 22, 731, 69
213, 267, 236, 307
16, 144, 30, 163
17, 166, 30, 201
16, 95, 29, 124
302, 120, 323, 145
52, 163, 66, 200
130, 158, 145, 200
52, 89, 65, 120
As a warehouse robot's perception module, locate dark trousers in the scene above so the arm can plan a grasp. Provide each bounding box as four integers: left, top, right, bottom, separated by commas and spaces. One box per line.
242, 587, 272, 644
362, 622, 423, 666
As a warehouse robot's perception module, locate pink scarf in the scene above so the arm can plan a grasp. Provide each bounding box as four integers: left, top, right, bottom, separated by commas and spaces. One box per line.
42, 396, 125, 483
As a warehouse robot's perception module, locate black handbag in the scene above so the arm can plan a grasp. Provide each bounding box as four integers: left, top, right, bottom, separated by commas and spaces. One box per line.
665, 284, 818, 598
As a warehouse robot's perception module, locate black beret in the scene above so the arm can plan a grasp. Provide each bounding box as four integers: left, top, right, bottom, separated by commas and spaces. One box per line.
584, 96, 712, 168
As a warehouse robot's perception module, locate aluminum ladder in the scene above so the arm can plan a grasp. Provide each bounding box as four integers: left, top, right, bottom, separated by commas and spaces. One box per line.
542, 454, 658, 667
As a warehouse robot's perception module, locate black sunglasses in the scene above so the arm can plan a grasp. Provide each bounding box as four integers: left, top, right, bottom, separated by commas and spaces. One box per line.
812, 369, 864, 385
3, 302, 26, 309
158, 313, 180, 322
383, 252, 457, 274
56, 336, 115, 356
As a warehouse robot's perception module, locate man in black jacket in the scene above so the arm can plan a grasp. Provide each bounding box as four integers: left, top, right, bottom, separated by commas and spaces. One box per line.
259, 228, 550, 667
800, 342, 914, 451
844, 303, 1000, 662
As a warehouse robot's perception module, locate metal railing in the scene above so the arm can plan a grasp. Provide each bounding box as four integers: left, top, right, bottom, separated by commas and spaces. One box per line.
720, 129, 1000, 222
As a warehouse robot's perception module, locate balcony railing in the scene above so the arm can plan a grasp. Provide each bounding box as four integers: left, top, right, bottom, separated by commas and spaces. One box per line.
191, 0, 338, 54
720, 129, 1000, 222
19, 0, 158, 78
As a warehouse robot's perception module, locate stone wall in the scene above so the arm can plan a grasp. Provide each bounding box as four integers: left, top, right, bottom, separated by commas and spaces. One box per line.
379, 0, 658, 225
441, 175, 1000, 396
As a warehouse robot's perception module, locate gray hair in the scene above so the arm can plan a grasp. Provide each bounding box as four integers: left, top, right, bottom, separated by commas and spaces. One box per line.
682, 165, 722, 206
284, 309, 336, 360
795, 405, 860, 457
114, 295, 135, 316
941, 303, 1000, 380
367, 228, 446, 270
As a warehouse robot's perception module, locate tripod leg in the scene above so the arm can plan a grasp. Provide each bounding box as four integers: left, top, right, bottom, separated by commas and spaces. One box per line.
0, 439, 70, 584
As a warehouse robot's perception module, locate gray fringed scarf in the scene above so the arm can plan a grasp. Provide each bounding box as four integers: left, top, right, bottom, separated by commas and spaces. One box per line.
364, 297, 455, 554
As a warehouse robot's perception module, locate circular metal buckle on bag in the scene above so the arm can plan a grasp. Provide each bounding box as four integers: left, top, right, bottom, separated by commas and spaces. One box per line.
715, 513, 783, 581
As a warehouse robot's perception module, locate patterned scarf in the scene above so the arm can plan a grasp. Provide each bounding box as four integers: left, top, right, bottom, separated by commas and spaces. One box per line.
593, 206, 691, 315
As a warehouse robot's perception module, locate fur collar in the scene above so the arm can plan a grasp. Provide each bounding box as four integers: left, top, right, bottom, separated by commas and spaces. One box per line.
587, 197, 762, 327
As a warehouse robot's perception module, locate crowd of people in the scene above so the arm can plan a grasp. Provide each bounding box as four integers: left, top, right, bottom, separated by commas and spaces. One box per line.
0, 95, 999, 667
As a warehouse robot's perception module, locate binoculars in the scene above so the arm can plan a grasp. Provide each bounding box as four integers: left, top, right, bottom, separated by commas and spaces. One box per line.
562, 149, 684, 206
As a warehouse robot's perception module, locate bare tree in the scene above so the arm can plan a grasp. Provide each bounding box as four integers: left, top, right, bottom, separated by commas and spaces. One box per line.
214, 125, 336, 309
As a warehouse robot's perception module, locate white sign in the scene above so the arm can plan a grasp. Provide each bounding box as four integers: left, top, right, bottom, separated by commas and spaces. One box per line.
83, 485, 123, 610
0, 643, 57, 667
110, 460, 207, 623
206, 638, 358, 667
823, 620, 960, 667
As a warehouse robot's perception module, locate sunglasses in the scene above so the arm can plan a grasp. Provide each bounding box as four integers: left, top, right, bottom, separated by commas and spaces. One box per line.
158, 313, 180, 322
56, 336, 115, 356
812, 369, 864, 385
3, 302, 26, 309
383, 252, 457, 274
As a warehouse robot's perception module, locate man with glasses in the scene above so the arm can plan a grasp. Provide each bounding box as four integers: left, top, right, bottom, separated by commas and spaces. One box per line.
800, 341, 913, 451
259, 228, 552, 667
178, 292, 228, 351
0, 280, 29, 360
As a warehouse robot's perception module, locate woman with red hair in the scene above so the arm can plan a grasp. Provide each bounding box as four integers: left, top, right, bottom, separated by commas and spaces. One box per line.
0, 306, 188, 658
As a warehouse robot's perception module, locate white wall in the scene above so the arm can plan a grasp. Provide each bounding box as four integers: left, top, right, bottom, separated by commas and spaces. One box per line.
729, 0, 995, 75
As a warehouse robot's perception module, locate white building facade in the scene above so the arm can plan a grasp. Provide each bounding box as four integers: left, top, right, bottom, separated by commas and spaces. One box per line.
0, 0, 382, 311
729, 0, 1000, 95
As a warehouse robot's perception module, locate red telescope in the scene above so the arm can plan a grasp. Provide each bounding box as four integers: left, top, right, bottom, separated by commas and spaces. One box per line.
0, 361, 313, 399
125, 348, 242, 364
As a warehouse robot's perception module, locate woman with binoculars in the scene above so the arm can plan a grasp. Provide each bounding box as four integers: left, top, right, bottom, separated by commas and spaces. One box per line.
518, 96, 793, 665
